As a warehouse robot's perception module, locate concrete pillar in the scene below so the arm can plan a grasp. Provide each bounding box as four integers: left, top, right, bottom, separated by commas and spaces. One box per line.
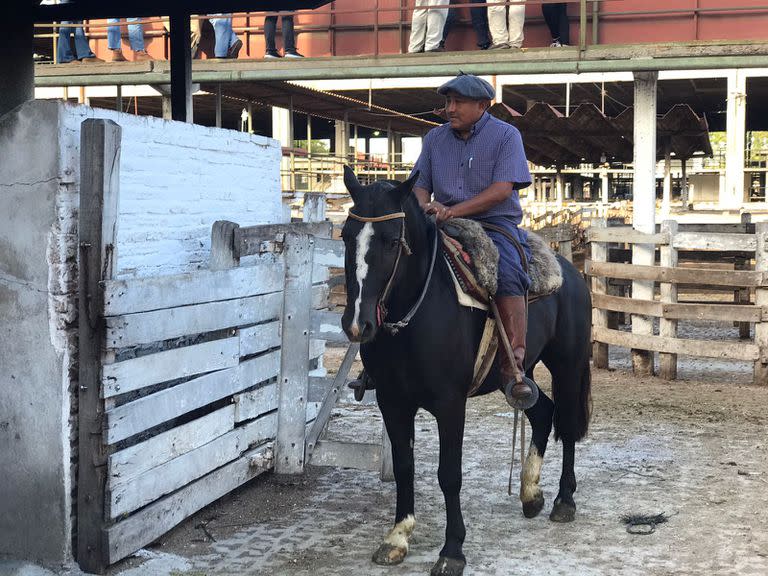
555, 167, 564, 207
334, 117, 349, 162
680, 158, 690, 209
0, 8, 33, 118
272, 106, 293, 193
600, 169, 610, 204
724, 69, 747, 209
632, 71, 658, 376
169, 11, 193, 123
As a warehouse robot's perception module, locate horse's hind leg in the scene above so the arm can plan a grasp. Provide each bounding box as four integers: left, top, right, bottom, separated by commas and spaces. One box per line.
520, 386, 554, 519
372, 403, 417, 566
550, 438, 577, 523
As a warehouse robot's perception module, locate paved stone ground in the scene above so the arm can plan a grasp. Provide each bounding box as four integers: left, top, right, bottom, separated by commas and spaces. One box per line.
37, 322, 768, 576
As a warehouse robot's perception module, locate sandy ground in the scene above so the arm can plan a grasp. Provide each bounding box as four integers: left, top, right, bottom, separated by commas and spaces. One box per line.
96, 327, 768, 576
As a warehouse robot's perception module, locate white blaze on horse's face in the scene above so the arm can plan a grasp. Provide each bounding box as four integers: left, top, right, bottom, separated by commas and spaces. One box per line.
349, 222, 374, 339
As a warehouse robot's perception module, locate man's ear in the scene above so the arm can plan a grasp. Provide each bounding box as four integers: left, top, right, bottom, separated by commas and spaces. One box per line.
396, 170, 420, 202
343, 165, 363, 203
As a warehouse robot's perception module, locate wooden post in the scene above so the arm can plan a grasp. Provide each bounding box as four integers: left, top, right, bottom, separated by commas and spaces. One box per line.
303, 192, 326, 223
276, 233, 314, 473
737, 213, 752, 339
77, 119, 122, 573
210, 220, 240, 271
754, 223, 768, 385
659, 220, 678, 380
591, 218, 609, 369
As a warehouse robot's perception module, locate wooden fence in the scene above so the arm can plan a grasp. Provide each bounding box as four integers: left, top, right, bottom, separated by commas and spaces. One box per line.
77, 121, 333, 572
586, 218, 768, 384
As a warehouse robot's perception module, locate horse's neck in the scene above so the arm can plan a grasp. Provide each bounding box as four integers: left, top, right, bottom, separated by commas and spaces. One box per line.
386, 202, 433, 317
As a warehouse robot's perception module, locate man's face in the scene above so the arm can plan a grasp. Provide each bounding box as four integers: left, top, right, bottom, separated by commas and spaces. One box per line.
444, 92, 489, 133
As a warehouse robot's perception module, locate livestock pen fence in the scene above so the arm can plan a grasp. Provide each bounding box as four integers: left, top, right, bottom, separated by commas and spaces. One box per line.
587, 217, 768, 384
76, 120, 351, 572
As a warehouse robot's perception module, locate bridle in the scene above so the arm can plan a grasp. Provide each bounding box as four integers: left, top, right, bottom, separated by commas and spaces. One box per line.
347, 209, 438, 335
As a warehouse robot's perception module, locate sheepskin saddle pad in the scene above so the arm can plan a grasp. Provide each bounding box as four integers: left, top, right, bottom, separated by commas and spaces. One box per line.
441, 218, 563, 302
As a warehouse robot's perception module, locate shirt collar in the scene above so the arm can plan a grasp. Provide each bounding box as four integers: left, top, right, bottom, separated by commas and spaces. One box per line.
451, 111, 491, 140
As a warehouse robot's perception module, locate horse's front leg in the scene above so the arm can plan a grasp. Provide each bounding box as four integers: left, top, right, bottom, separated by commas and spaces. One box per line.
430, 400, 467, 576
372, 402, 417, 566
520, 387, 554, 518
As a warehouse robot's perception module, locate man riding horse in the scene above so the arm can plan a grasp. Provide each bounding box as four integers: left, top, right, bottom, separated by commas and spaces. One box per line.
415, 72, 534, 403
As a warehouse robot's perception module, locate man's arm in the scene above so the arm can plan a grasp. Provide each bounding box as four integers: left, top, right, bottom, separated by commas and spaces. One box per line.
446, 181, 514, 219
414, 186, 431, 209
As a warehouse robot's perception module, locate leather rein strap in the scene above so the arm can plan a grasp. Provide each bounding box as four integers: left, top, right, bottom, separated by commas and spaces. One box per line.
347, 210, 438, 335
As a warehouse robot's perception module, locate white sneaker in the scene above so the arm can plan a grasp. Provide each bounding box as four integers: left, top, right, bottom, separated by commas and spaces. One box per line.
284, 51, 304, 58
550, 41, 563, 47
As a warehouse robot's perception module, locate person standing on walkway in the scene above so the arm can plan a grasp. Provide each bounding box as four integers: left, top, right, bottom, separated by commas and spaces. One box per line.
488, 0, 525, 50
107, 18, 153, 61
408, 0, 450, 53
264, 11, 304, 58
210, 14, 243, 58
440, 0, 491, 51
542, 2, 569, 46
57, 20, 102, 63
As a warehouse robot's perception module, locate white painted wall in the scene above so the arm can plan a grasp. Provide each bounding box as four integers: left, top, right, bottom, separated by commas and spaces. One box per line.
0, 99, 284, 566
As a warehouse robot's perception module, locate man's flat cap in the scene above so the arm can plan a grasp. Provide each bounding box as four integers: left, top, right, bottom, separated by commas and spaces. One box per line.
437, 73, 495, 100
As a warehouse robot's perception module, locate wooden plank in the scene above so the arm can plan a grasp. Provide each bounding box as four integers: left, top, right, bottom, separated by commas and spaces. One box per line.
108, 405, 235, 486
592, 293, 763, 322
310, 310, 348, 343
585, 260, 765, 287
588, 226, 669, 245
102, 337, 240, 398
107, 414, 276, 519
672, 232, 757, 252
754, 223, 768, 384
104, 350, 279, 444
239, 321, 280, 357
276, 233, 313, 474
305, 344, 360, 460
234, 383, 277, 423
103, 263, 284, 316
310, 440, 381, 471
592, 326, 760, 361
106, 445, 273, 564
236, 221, 332, 258
77, 118, 121, 573
590, 219, 609, 369
314, 237, 345, 268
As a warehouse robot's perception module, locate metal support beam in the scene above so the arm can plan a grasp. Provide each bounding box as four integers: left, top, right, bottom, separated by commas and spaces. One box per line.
631, 70, 658, 376
215, 83, 222, 128
169, 11, 193, 123
662, 139, 672, 217
1, 6, 33, 117
724, 69, 747, 209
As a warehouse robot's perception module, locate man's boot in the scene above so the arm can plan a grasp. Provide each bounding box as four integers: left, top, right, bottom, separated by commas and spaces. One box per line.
496, 295, 533, 402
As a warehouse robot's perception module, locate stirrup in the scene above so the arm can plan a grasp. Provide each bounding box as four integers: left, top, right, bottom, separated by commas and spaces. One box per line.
347, 371, 374, 402
504, 375, 539, 410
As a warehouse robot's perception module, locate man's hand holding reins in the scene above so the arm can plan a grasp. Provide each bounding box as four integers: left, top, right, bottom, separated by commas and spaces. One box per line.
424, 201, 454, 223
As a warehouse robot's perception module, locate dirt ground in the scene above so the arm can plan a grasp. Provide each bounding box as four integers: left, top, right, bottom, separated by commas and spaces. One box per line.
105, 339, 768, 576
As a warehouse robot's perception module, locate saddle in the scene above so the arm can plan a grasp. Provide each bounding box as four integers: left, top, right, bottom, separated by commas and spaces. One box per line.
440, 218, 564, 396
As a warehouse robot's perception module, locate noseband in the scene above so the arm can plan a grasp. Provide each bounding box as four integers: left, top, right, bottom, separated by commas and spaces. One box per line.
347, 210, 438, 335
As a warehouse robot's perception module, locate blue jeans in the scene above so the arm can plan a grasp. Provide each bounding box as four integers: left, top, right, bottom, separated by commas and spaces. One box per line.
57, 21, 95, 63
210, 15, 240, 57
107, 18, 145, 51
476, 216, 532, 297
442, 1, 491, 49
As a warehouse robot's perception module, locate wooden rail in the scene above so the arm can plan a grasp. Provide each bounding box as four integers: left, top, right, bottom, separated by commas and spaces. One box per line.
587, 219, 768, 384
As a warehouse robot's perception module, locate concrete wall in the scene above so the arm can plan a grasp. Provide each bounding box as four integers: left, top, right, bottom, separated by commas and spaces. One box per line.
0, 100, 283, 566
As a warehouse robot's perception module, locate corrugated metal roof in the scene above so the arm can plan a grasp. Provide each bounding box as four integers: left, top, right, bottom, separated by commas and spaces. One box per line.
489, 101, 712, 166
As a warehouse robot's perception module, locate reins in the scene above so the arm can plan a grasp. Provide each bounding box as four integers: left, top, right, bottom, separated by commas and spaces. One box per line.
348, 210, 438, 335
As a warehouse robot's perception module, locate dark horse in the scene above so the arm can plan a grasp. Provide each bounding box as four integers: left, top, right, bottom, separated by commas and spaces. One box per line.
340, 167, 592, 576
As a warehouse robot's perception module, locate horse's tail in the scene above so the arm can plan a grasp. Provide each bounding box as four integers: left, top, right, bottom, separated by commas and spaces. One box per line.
553, 359, 592, 443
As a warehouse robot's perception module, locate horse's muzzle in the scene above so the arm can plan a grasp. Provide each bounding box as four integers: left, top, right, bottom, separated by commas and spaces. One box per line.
343, 319, 376, 343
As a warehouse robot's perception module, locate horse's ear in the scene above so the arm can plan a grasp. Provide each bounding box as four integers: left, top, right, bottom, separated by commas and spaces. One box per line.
343, 165, 363, 203
395, 170, 420, 201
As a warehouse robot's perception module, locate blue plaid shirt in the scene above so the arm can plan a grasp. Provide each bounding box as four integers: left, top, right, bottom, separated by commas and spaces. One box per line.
412, 112, 531, 223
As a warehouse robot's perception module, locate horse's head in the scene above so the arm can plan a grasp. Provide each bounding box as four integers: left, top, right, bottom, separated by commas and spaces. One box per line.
340, 166, 419, 343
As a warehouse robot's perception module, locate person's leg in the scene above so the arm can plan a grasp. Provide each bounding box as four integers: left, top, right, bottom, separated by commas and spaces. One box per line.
507, 0, 526, 49
107, 18, 121, 50
57, 22, 75, 63
190, 16, 201, 55
264, 15, 278, 55
282, 14, 298, 54
408, 0, 429, 53
73, 21, 97, 59
487, 3, 509, 47
440, 0, 459, 46
211, 16, 232, 57
541, 4, 559, 42
470, 5, 491, 49
226, 17, 242, 58
424, 0, 450, 51
126, 17, 146, 52
557, 3, 570, 45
